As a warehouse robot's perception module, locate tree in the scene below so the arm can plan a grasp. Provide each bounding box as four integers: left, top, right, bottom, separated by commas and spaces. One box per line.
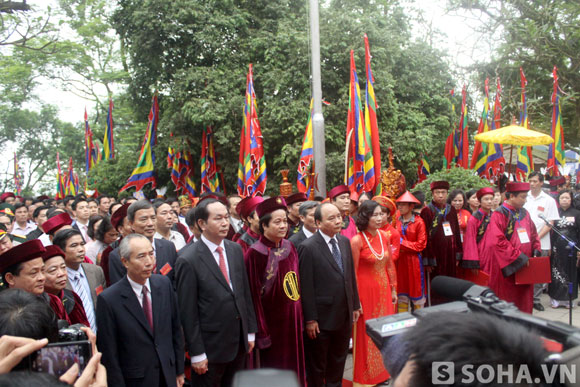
448, 0, 580, 144
112, 0, 457, 194
414, 166, 492, 203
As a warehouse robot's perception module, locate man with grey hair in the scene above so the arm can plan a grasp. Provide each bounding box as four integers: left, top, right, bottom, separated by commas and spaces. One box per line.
97, 233, 185, 386
289, 201, 319, 248
108, 200, 178, 286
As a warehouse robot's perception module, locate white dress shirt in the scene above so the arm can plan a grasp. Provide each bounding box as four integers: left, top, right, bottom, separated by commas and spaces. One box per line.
319, 230, 340, 254
154, 230, 186, 251
302, 227, 314, 239
127, 276, 152, 308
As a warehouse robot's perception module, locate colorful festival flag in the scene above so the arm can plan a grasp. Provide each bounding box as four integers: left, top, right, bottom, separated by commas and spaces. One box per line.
471, 78, 490, 174
56, 152, 65, 200
237, 64, 267, 197
364, 34, 380, 193
516, 68, 534, 181
120, 94, 159, 192
13, 153, 22, 195
84, 109, 99, 176
65, 157, 79, 196
183, 150, 198, 197
297, 99, 314, 194
483, 78, 506, 182
201, 126, 221, 193
345, 50, 372, 194
547, 66, 565, 176
417, 156, 430, 184
456, 85, 469, 168
103, 99, 115, 159
443, 89, 455, 170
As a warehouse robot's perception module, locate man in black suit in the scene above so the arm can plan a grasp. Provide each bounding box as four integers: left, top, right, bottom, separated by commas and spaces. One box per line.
96, 233, 185, 387
109, 200, 178, 286
298, 202, 361, 387
289, 201, 319, 249
175, 198, 257, 387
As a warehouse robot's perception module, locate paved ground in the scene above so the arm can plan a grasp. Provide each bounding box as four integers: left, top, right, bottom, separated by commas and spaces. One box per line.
342, 293, 580, 384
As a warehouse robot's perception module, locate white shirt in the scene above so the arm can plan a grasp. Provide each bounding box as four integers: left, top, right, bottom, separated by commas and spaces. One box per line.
230, 217, 244, 233
127, 276, 152, 308
154, 231, 186, 251
192, 235, 254, 364
524, 190, 560, 250
74, 220, 92, 243
12, 221, 36, 236
302, 227, 314, 239
67, 265, 97, 332
319, 230, 340, 254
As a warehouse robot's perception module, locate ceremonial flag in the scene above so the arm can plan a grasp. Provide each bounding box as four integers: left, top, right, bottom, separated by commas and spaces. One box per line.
516, 68, 534, 181
456, 85, 469, 168
417, 156, 430, 184
547, 66, 565, 176
84, 109, 99, 176
364, 34, 380, 192
56, 152, 65, 200
170, 150, 184, 192
103, 99, 115, 159
201, 126, 221, 193
471, 78, 490, 174
183, 150, 198, 196
345, 50, 371, 194
167, 146, 175, 170
120, 94, 159, 192
65, 157, 79, 196
13, 153, 22, 195
237, 64, 267, 197
443, 89, 455, 170
297, 99, 314, 193
484, 78, 506, 182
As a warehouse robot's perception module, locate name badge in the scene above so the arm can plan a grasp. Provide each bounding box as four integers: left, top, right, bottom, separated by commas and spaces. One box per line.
443, 221, 453, 236
460, 231, 464, 243
537, 206, 545, 212
517, 228, 530, 244
566, 217, 575, 223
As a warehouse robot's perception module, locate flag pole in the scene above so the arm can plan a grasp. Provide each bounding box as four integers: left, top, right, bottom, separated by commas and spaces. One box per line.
309, 0, 326, 197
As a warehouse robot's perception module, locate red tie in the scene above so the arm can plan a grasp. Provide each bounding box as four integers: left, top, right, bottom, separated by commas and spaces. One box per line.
216, 246, 230, 285
142, 286, 154, 331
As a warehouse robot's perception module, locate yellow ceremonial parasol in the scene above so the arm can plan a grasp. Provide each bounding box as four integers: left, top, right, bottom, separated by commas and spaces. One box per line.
474, 125, 553, 146
474, 124, 554, 175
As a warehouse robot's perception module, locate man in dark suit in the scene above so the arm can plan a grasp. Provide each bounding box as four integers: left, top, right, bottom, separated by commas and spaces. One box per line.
289, 201, 319, 249
175, 198, 257, 387
298, 202, 361, 387
97, 233, 185, 387
53, 228, 106, 332
109, 200, 178, 286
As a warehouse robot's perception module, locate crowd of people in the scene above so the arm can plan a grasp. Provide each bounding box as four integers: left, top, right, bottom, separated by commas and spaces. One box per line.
0, 170, 577, 386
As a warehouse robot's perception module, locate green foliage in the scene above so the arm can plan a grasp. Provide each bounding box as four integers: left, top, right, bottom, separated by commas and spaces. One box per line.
113, 0, 456, 194
414, 167, 492, 202
449, 0, 580, 144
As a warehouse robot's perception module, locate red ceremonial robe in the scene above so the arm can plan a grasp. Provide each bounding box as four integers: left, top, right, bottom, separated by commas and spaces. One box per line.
380, 223, 401, 262
237, 229, 260, 257
244, 236, 306, 384
340, 215, 357, 240
420, 202, 463, 304
462, 209, 491, 269
396, 215, 428, 301
58, 289, 90, 327
45, 293, 71, 324
481, 202, 540, 313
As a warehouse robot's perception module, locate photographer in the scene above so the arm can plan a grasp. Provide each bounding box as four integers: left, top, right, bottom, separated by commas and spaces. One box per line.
0, 289, 106, 386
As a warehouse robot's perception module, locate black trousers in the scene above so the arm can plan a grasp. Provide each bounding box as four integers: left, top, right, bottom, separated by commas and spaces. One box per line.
304, 322, 351, 387
191, 342, 246, 387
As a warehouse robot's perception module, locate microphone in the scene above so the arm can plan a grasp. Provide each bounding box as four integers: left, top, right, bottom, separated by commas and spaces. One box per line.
538, 213, 552, 227
432, 276, 496, 302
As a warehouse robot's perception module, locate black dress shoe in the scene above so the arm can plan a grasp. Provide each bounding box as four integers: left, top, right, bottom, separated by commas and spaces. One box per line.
533, 302, 545, 311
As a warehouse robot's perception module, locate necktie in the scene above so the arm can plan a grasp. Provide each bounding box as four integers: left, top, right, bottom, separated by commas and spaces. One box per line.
216, 246, 230, 285
74, 273, 96, 331
142, 286, 154, 331
330, 239, 343, 272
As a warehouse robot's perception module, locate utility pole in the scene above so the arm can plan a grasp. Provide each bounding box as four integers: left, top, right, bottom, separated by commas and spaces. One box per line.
309, 0, 326, 197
